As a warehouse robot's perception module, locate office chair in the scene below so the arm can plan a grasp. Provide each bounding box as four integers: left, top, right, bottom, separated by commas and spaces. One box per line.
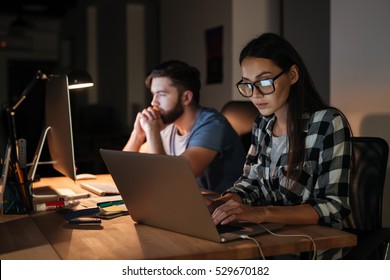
342, 136, 390, 259
221, 101, 258, 151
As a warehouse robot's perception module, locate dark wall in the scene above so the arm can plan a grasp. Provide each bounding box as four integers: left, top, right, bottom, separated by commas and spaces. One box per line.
282, 0, 330, 104
97, 1, 127, 133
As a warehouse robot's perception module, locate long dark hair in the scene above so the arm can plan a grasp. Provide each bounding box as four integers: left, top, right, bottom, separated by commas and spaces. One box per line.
239, 33, 343, 179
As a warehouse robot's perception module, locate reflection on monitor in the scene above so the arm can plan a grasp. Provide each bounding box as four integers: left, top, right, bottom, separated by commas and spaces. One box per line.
27, 75, 76, 182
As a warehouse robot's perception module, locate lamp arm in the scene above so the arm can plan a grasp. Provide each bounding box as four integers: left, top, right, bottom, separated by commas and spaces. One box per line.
12, 70, 48, 111
6, 70, 47, 162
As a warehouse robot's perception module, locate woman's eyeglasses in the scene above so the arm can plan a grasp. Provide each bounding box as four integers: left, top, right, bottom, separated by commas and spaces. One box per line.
235, 68, 288, 98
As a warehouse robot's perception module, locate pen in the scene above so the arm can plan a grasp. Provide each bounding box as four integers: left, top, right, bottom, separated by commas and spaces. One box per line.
68, 218, 102, 224
97, 200, 125, 208
15, 161, 31, 210
35, 200, 69, 212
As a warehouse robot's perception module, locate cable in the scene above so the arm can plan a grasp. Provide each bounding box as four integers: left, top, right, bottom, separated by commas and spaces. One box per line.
240, 235, 266, 260
258, 224, 317, 260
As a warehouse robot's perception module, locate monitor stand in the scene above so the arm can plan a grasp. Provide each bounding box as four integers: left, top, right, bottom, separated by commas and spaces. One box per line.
26, 126, 60, 201
27, 126, 52, 183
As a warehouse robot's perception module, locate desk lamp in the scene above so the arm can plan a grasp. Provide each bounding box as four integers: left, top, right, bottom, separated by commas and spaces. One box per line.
5, 69, 94, 163
13, 69, 94, 108
67, 70, 94, 89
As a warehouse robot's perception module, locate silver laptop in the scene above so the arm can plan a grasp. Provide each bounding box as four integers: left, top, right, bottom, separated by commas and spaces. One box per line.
100, 149, 282, 243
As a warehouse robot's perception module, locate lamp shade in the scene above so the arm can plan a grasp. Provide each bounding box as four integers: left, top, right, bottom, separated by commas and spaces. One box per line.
67, 70, 94, 89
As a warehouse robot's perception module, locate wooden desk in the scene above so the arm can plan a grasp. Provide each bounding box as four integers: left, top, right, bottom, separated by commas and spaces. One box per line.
0, 215, 60, 260
1, 175, 357, 260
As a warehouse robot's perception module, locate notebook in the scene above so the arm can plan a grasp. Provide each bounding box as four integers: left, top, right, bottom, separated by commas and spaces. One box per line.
99, 149, 282, 243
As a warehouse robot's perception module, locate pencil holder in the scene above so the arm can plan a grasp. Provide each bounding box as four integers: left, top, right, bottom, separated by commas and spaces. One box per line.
1, 161, 33, 214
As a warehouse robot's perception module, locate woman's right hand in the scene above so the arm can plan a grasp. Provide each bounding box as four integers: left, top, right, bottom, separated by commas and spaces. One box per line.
211, 199, 267, 225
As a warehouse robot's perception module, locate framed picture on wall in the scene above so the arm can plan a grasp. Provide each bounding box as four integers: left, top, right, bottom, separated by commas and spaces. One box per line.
205, 26, 223, 84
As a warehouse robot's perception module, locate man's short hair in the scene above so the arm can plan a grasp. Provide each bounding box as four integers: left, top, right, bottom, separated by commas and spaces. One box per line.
145, 60, 201, 104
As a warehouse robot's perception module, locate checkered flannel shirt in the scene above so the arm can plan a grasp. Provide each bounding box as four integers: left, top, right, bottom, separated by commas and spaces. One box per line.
225, 109, 351, 229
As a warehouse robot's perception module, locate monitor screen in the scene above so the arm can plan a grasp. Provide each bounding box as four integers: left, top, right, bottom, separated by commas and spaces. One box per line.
27, 75, 76, 182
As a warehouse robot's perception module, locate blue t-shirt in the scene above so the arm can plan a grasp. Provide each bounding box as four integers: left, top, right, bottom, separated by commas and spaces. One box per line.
160, 107, 246, 193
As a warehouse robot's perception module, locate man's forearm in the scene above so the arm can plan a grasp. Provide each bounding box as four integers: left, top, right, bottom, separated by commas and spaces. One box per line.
145, 129, 166, 154
123, 131, 146, 152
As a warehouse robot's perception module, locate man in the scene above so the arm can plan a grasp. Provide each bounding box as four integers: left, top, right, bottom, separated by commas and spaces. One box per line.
123, 60, 246, 193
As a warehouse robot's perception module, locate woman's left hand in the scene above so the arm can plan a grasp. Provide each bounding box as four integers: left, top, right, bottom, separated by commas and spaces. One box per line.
211, 199, 266, 225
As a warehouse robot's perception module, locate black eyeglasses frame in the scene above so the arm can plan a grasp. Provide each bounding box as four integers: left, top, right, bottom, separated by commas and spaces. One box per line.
235, 68, 289, 98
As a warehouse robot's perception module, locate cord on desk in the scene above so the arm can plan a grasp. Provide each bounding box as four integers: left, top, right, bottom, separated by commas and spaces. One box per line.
257, 224, 317, 260
239, 235, 265, 260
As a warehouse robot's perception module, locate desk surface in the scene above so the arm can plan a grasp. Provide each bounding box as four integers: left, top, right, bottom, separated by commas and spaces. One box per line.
1, 175, 357, 260
0, 214, 60, 260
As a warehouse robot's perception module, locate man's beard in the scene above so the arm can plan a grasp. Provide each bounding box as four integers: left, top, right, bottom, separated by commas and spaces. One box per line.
160, 101, 184, 124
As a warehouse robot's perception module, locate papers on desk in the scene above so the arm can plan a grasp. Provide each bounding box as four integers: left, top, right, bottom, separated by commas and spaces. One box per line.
33, 187, 91, 204
80, 195, 128, 219
32, 189, 128, 220
80, 181, 120, 196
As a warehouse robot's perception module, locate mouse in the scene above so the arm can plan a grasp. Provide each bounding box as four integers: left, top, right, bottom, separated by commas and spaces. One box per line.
75, 173, 97, 180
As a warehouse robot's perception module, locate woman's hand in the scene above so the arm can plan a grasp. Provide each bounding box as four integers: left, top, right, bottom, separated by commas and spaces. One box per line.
211, 199, 267, 225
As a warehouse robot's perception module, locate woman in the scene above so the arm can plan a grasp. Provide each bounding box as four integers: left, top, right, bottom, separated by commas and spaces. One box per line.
211, 33, 352, 257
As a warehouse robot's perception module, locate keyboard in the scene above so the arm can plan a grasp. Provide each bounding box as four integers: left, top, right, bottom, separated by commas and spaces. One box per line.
216, 224, 244, 234
80, 181, 120, 196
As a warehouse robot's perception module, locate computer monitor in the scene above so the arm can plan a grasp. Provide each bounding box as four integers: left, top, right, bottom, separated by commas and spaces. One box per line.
27, 75, 76, 182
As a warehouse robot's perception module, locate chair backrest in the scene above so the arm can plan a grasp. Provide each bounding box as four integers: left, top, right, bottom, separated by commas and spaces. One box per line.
343, 137, 389, 231
221, 101, 258, 151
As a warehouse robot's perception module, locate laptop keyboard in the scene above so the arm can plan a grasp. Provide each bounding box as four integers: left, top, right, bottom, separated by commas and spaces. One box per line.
216, 224, 244, 234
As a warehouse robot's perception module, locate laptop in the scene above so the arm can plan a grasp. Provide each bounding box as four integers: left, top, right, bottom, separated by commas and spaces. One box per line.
99, 149, 282, 243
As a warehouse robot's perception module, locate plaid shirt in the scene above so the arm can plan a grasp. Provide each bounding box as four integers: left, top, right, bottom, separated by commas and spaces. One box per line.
225, 109, 351, 229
